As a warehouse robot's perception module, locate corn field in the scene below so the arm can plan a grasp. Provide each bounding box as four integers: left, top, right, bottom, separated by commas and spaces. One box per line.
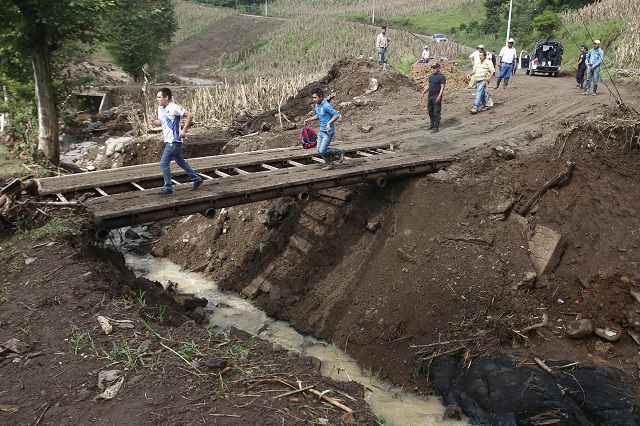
172, 1, 233, 46
217, 17, 466, 83
563, 0, 640, 67
132, 74, 321, 135
268, 0, 473, 18
131, 2, 468, 133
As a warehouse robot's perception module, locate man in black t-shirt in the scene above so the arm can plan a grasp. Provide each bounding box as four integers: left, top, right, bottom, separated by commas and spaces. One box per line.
420, 62, 446, 133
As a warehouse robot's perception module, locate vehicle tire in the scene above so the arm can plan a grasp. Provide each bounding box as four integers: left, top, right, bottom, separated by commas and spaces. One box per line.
526, 69, 530, 75
530, 71, 535, 76
554, 72, 559, 77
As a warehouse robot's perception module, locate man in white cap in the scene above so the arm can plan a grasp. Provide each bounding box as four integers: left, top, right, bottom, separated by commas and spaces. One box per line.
469, 45, 485, 88
469, 44, 484, 66
583, 39, 604, 96
495, 38, 518, 89
420, 45, 430, 65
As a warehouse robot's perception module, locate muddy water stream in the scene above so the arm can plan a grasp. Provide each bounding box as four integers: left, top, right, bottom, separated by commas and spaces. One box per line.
124, 252, 467, 425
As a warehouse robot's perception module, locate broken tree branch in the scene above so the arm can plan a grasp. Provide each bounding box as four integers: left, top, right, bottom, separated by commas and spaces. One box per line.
520, 314, 549, 334
518, 161, 575, 216
534, 357, 556, 376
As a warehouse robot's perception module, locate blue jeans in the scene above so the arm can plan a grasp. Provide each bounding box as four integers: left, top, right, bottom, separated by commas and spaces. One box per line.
498, 63, 513, 81
160, 142, 202, 190
584, 66, 600, 91
378, 47, 387, 64
474, 81, 488, 108
316, 131, 335, 156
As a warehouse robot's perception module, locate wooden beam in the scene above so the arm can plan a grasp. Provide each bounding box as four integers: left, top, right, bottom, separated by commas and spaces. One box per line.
232, 167, 250, 175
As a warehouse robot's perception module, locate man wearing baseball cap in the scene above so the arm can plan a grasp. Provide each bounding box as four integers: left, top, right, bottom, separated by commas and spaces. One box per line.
583, 39, 604, 96
469, 44, 484, 66
576, 44, 588, 89
469, 45, 485, 88
495, 38, 517, 89
420, 62, 446, 133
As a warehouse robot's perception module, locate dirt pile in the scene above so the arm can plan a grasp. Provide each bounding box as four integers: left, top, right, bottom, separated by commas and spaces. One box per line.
408, 60, 469, 91
241, 56, 420, 133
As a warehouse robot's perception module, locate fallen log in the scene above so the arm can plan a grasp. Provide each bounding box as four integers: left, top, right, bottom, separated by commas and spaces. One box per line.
518, 161, 574, 216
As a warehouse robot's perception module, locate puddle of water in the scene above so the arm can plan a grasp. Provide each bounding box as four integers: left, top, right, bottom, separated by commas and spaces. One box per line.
124, 251, 467, 425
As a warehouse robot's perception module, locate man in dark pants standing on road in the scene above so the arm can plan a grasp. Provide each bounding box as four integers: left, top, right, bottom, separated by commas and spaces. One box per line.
420, 62, 446, 133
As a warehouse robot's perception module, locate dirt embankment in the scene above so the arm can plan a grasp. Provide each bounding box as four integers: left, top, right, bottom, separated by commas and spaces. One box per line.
150, 56, 640, 421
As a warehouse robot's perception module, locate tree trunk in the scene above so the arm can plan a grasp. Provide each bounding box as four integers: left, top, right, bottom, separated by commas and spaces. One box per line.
32, 45, 59, 166
1, 85, 10, 134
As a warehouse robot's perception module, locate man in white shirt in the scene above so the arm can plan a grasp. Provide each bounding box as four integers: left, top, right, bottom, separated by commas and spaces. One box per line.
495, 38, 518, 89
376, 27, 389, 71
151, 88, 203, 195
468, 45, 485, 88
469, 44, 484, 66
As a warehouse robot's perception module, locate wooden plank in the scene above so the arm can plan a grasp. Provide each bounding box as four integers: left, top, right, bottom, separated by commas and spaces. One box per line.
232, 167, 251, 175
37, 141, 392, 196
94, 187, 109, 196
261, 164, 279, 171
199, 173, 215, 180
214, 170, 230, 178
131, 182, 145, 191
56, 193, 68, 203
87, 153, 455, 222
356, 151, 375, 157
287, 160, 305, 167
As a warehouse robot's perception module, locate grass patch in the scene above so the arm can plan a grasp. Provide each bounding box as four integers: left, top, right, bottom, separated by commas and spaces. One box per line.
23, 215, 87, 241
0, 242, 22, 263
0, 283, 11, 303
385, 1, 484, 36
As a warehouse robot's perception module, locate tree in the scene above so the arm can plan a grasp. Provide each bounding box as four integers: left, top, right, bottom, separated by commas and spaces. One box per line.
532, 10, 562, 37
0, 0, 109, 166
102, 0, 177, 81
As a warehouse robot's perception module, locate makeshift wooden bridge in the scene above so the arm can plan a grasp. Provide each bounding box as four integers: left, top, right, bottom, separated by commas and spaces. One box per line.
36, 142, 454, 236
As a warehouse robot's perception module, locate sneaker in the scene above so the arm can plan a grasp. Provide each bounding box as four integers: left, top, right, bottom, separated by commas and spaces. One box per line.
582, 91, 589, 95
432, 127, 439, 133
321, 164, 334, 170
337, 150, 345, 163
428, 125, 434, 130
158, 188, 173, 195
470, 106, 479, 114
190, 179, 203, 191
592, 92, 597, 96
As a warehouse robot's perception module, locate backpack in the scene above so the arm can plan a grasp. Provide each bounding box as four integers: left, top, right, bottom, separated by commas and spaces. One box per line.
300, 124, 317, 149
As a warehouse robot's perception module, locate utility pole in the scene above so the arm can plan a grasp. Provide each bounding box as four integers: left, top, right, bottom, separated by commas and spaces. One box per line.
371, 0, 375, 25
506, 0, 513, 43
265, 0, 268, 17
